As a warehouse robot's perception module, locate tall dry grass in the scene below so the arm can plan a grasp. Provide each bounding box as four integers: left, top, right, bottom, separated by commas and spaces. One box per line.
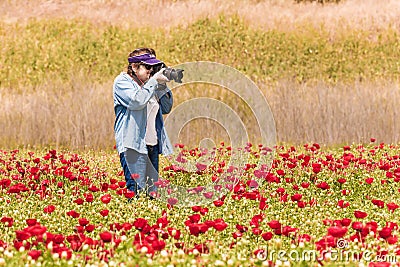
0, 73, 115, 149
1, 76, 399, 149
1, 0, 400, 148
1, 0, 400, 34
264, 79, 400, 146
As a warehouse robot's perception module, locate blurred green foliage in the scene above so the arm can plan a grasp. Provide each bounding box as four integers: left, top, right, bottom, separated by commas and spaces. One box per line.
1, 15, 399, 90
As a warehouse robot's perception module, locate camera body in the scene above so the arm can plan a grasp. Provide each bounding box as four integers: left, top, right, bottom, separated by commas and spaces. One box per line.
152, 63, 184, 83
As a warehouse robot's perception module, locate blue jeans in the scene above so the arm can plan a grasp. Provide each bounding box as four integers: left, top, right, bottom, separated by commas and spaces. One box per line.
147, 144, 159, 173
120, 145, 159, 196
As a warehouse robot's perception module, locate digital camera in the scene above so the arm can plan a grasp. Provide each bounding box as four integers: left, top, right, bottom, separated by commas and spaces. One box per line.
152, 63, 184, 83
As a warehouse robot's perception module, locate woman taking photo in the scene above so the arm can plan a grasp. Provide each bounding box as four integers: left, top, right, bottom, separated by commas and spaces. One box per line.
113, 47, 173, 199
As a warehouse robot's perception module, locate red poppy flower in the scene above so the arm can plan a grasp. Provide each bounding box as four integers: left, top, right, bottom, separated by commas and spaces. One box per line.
276, 169, 285, 176
156, 215, 169, 228
261, 232, 273, 241
338, 200, 350, 208
133, 218, 149, 231
267, 220, 281, 229
250, 214, 264, 228
70, 240, 82, 252
187, 214, 200, 224
75, 226, 85, 233
298, 234, 311, 242
0, 178, 11, 189
152, 239, 166, 251
167, 197, 178, 206
118, 181, 126, 188
1, 217, 13, 227
100, 194, 111, 204
191, 206, 201, 212
26, 219, 37, 226
167, 227, 181, 240
378, 227, 392, 239
312, 163, 321, 173
364, 221, 378, 233
109, 184, 118, 190
252, 228, 262, 235
315, 235, 336, 251
85, 224, 96, 233
196, 163, 207, 172
43, 205, 56, 214
354, 210, 368, 219
199, 207, 209, 215
188, 223, 209, 236
74, 198, 84, 205
15, 230, 31, 241
99, 231, 113, 243
301, 182, 310, 188
282, 226, 298, 236
387, 202, 399, 212
291, 193, 302, 202
276, 187, 285, 194
66, 210, 80, 218
213, 219, 228, 231
124, 190, 135, 199
386, 222, 398, 230
213, 200, 224, 207
26, 225, 47, 237
28, 250, 42, 260
343, 146, 351, 151
341, 218, 352, 227
259, 198, 268, 210
297, 201, 306, 208
236, 224, 248, 232
232, 231, 243, 239
194, 243, 209, 254
372, 199, 385, 208
203, 192, 213, 199
84, 193, 94, 203
79, 218, 89, 226
327, 226, 348, 238
369, 262, 391, 267
316, 182, 330, 190
53, 234, 65, 244
254, 249, 266, 258
99, 209, 109, 217
387, 235, 398, 245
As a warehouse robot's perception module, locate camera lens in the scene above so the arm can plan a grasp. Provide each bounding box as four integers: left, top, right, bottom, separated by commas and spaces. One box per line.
163, 68, 184, 83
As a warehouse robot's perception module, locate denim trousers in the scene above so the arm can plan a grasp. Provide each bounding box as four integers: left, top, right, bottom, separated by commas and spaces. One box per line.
119, 144, 159, 196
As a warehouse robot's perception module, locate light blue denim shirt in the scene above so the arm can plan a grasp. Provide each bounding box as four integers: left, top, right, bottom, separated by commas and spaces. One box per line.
113, 72, 173, 155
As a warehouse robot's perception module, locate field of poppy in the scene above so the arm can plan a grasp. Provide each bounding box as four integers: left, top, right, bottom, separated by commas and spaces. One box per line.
1, 1, 400, 266
1, 140, 399, 266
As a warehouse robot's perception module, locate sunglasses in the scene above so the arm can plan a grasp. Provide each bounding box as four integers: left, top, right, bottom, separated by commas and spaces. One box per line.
140, 64, 153, 70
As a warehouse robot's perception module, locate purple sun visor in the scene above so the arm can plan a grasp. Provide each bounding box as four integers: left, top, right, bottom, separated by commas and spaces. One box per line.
128, 53, 163, 65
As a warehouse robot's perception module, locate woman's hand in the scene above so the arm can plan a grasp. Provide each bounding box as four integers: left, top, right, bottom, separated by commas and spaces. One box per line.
153, 68, 170, 84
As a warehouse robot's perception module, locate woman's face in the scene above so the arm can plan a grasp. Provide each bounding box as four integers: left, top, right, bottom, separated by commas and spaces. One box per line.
133, 63, 153, 83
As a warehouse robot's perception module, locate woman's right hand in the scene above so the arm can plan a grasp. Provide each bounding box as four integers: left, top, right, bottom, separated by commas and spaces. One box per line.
153, 68, 170, 84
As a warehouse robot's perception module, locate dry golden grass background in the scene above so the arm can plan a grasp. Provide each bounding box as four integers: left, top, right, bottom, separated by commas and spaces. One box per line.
2, 0, 400, 32
1, 0, 400, 149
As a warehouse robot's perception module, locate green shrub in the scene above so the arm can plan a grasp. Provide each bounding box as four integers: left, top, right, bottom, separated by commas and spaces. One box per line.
1, 15, 399, 91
